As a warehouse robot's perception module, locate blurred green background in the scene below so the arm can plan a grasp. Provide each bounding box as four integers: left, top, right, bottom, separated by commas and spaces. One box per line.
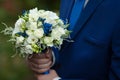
0, 0, 60, 80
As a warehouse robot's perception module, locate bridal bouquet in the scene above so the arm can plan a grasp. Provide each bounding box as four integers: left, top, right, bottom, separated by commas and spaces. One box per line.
2, 8, 70, 57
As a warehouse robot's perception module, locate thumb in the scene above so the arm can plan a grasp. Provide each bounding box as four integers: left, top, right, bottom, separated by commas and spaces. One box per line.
45, 48, 52, 58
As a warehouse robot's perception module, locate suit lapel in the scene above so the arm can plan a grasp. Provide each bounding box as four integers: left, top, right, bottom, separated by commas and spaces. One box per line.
60, 0, 104, 53
71, 0, 104, 39
60, 0, 74, 21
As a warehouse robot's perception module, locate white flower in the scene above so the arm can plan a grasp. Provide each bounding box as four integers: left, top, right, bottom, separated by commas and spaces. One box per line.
20, 46, 33, 54
23, 40, 29, 46
26, 45, 32, 50
26, 21, 37, 30
44, 11, 59, 20
51, 27, 65, 40
16, 36, 24, 44
45, 19, 57, 26
57, 27, 66, 35
25, 45, 33, 54
12, 18, 25, 36
42, 11, 59, 26
38, 10, 46, 18
37, 21, 42, 27
34, 28, 44, 38
25, 49, 33, 54
26, 30, 33, 36
26, 49, 33, 54
27, 36, 38, 44
43, 37, 53, 47
39, 10, 45, 13
29, 8, 39, 21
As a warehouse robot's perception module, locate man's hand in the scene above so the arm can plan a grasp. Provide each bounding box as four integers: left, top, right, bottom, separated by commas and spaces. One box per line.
27, 48, 53, 74
35, 69, 59, 80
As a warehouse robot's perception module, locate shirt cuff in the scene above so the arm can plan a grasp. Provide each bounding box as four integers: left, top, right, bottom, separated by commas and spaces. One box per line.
53, 77, 61, 80
51, 51, 56, 67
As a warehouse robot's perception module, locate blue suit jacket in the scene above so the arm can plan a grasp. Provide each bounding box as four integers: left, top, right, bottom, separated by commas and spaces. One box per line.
52, 0, 120, 80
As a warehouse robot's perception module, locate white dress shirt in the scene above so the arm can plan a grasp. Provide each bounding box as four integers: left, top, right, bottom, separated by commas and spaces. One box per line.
84, 0, 89, 8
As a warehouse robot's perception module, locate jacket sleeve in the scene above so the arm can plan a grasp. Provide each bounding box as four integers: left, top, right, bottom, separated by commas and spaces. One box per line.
51, 47, 60, 69
109, 20, 120, 80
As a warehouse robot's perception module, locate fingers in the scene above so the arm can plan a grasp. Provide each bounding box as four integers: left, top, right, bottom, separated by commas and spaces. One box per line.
45, 52, 52, 59
28, 58, 52, 72
27, 48, 53, 74
30, 60, 52, 69
28, 58, 51, 64
28, 61, 51, 74
45, 50, 52, 59
27, 57, 52, 74
50, 69, 56, 73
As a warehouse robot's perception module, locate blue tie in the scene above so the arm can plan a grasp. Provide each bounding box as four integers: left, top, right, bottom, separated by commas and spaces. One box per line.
69, 0, 85, 30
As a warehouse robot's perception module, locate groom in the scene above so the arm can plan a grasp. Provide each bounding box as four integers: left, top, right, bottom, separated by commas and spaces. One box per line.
27, 0, 120, 80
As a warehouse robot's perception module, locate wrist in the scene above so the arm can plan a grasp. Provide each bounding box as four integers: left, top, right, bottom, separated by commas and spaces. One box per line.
53, 77, 61, 80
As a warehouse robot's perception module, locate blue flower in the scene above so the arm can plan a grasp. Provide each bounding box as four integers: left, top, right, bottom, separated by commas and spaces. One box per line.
37, 17, 52, 35
22, 10, 27, 16
16, 32, 28, 37
22, 32, 28, 37
38, 17, 46, 23
43, 23, 52, 35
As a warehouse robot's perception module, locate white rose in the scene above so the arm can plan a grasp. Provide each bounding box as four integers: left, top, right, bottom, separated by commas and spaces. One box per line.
51, 27, 65, 40
39, 10, 45, 13
25, 45, 33, 54
57, 27, 66, 35
37, 21, 42, 27
23, 40, 29, 46
21, 46, 33, 54
25, 48, 33, 54
43, 11, 59, 25
16, 36, 24, 44
34, 28, 44, 38
27, 36, 38, 44
44, 11, 59, 20
26, 21, 37, 30
45, 18, 57, 26
26, 45, 32, 50
44, 37, 53, 47
12, 18, 25, 36
26, 30, 34, 36
51, 29, 61, 40
29, 8, 39, 21
38, 10, 46, 18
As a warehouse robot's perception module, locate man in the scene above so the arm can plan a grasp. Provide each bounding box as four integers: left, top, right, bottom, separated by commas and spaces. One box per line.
27, 0, 120, 80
